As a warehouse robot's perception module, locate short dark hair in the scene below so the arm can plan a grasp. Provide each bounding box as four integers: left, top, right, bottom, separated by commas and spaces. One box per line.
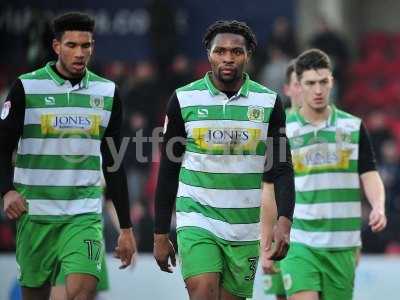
285, 60, 296, 84
203, 20, 257, 53
295, 49, 332, 78
52, 12, 95, 40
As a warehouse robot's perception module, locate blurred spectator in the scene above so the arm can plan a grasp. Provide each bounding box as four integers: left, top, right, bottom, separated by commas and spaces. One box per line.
148, 0, 178, 74
367, 111, 395, 163
258, 47, 290, 95
122, 61, 161, 206
379, 140, 400, 243
268, 16, 298, 58
165, 54, 195, 94
0, 219, 15, 251
251, 16, 297, 79
310, 18, 349, 100
26, 9, 55, 69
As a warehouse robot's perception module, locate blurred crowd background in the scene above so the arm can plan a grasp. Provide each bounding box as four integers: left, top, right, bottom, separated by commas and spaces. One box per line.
1, 0, 400, 255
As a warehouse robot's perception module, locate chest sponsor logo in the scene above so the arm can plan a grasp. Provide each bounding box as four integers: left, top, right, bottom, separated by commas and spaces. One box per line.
40, 113, 101, 136
192, 127, 262, 153
292, 144, 354, 173
247, 106, 264, 122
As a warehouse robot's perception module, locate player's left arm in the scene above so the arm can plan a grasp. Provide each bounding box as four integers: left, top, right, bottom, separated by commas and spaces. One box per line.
262, 95, 295, 261
101, 86, 137, 268
260, 182, 279, 274
358, 122, 387, 233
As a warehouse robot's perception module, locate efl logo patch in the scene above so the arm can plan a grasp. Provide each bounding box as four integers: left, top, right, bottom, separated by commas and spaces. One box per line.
163, 115, 169, 134
247, 106, 264, 122
0, 101, 11, 120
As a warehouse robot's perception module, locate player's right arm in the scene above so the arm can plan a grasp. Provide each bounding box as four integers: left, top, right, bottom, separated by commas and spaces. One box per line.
153, 92, 186, 273
0, 80, 27, 219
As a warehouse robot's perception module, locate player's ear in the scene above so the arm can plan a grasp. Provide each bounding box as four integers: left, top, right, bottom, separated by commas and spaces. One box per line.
207, 48, 212, 63
52, 38, 61, 56
246, 49, 252, 63
329, 74, 334, 87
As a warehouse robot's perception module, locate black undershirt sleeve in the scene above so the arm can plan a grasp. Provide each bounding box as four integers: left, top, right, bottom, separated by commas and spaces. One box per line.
0, 80, 25, 196
358, 122, 377, 174
263, 95, 295, 221
101, 87, 132, 228
154, 92, 186, 234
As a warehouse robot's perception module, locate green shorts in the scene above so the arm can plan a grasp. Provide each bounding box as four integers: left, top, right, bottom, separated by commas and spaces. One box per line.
177, 227, 259, 299
263, 261, 285, 296
55, 255, 109, 291
280, 243, 356, 300
16, 213, 105, 288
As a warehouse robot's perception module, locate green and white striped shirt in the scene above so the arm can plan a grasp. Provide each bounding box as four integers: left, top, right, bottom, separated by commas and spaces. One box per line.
14, 62, 115, 222
174, 72, 278, 243
287, 106, 362, 249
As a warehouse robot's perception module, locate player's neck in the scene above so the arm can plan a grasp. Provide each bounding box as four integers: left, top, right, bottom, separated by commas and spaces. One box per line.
300, 105, 330, 126
211, 73, 243, 93
55, 61, 84, 80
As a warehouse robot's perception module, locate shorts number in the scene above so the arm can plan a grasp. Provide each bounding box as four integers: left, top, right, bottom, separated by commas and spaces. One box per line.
84, 240, 102, 261
245, 257, 258, 281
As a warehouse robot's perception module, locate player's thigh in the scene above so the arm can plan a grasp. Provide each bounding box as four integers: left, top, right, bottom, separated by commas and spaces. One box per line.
280, 243, 322, 297
53, 255, 108, 293
320, 249, 356, 300
288, 290, 319, 300
221, 242, 259, 299
66, 273, 97, 300
58, 216, 104, 287
16, 213, 59, 287
21, 285, 51, 300
177, 228, 224, 280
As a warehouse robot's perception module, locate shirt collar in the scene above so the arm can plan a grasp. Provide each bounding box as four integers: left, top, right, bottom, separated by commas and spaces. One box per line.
204, 72, 250, 97
45, 61, 90, 88
295, 105, 337, 127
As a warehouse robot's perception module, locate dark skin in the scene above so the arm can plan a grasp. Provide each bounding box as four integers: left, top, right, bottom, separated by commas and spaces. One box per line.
154, 32, 291, 300
208, 33, 249, 92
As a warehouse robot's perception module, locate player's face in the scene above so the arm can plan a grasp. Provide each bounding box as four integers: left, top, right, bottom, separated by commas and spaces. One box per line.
283, 71, 302, 108
298, 68, 333, 111
208, 33, 249, 85
53, 31, 94, 78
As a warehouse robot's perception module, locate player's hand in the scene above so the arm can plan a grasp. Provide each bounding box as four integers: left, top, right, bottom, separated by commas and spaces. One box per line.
153, 233, 176, 273
3, 190, 27, 220
114, 228, 137, 269
266, 216, 291, 261
261, 256, 279, 274
369, 208, 387, 233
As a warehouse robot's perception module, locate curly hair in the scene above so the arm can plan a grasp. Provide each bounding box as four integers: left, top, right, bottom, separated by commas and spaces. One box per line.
203, 20, 257, 53
53, 12, 95, 40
